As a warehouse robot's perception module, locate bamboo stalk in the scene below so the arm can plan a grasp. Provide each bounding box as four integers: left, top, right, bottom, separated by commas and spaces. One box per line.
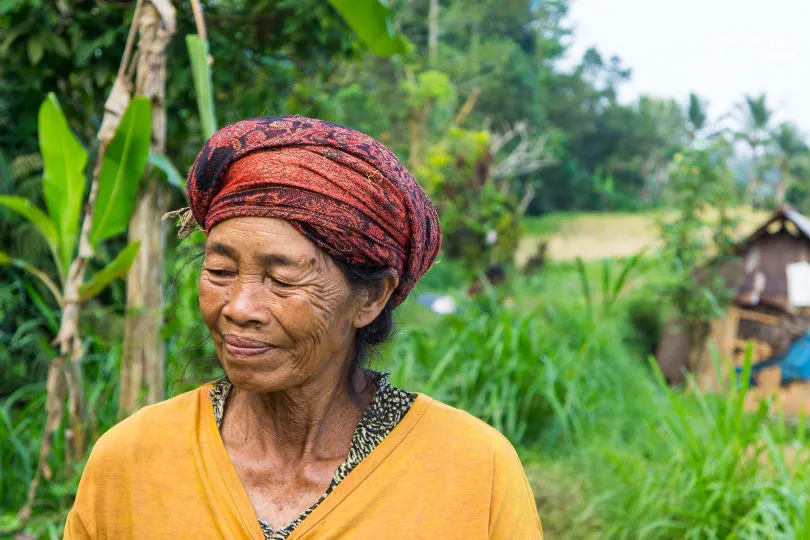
190, 0, 207, 42
120, 0, 175, 416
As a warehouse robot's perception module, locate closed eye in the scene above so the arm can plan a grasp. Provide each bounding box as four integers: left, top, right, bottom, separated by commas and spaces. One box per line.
205, 269, 235, 278
272, 277, 293, 287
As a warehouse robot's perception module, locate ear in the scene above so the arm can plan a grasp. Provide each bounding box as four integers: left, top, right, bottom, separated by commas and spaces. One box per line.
352, 269, 399, 329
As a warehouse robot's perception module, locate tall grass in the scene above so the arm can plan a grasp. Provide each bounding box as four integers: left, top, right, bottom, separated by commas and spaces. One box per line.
0, 340, 121, 537
574, 352, 810, 539
385, 259, 810, 537
384, 265, 655, 448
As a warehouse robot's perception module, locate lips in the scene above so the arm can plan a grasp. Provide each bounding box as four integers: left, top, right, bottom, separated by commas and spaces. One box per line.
222, 334, 277, 357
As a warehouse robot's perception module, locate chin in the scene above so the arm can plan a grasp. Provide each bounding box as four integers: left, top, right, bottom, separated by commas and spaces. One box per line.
220, 351, 305, 393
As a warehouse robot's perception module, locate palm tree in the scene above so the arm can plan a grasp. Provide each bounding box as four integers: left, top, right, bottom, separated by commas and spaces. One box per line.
733, 94, 774, 203
769, 122, 810, 206
686, 92, 708, 143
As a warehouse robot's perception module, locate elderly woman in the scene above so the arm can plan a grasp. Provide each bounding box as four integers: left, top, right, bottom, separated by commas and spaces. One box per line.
65, 117, 542, 539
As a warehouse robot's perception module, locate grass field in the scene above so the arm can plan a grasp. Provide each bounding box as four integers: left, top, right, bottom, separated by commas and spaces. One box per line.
518, 207, 771, 263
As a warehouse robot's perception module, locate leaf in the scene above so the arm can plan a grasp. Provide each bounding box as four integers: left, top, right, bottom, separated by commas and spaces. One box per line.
186, 35, 217, 139
0, 0, 23, 15
50, 34, 71, 58
38, 93, 88, 276
79, 242, 141, 301
327, 0, 410, 57
575, 256, 592, 321
0, 17, 31, 55
0, 195, 62, 278
0, 250, 63, 304
148, 152, 185, 191
27, 36, 44, 65
90, 97, 152, 246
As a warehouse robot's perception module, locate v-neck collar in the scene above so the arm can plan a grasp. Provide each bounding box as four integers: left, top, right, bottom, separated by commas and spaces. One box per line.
196, 384, 433, 540
210, 372, 416, 538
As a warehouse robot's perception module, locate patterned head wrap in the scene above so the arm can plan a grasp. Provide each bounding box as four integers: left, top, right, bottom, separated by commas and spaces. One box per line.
184, 115, 442, 306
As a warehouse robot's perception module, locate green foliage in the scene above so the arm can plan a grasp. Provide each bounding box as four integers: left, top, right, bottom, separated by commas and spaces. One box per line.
659, 145, 738, 329
583, 354, 810, 538
328, 0, 410, 56
79, 242, 141, 302
0, 337, 123, 535
91, 97, 152, 246
186, 35, 217, 140
38, 93, 88, 277
401, 70, 456, 110
148, 153, 185, 192
625, 291, 666, 358
575, 252, 645, 320
418, 126, 524, 272
6, 94, 150, 304
0, 250, 61, 304
687, 92, 708, 140
0, 195, 59, 272
387, 259, 654, 448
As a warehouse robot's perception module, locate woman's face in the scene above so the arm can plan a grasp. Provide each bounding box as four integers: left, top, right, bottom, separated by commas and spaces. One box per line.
199, 217, 359, 393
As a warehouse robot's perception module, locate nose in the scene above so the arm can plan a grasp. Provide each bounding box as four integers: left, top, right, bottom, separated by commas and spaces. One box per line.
221, 277, 272, 329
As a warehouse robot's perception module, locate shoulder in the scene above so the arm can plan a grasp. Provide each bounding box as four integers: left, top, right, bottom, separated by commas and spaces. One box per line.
417, 394, 510, 446
88, 385, 209, 466
409, 394, 522, 468
406, 395, 542, 535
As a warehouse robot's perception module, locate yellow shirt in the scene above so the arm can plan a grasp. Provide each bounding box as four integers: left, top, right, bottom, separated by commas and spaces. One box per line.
64, 384, 542, 539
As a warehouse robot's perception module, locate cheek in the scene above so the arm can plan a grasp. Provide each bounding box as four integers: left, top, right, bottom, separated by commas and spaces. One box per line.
198, 277, 225, 327
279, 294, 330, 342
281, 287, 349, 348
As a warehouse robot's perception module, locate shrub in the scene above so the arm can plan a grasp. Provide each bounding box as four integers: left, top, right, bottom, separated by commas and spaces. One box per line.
383, 280, 655, 448
624, 291, 666, 358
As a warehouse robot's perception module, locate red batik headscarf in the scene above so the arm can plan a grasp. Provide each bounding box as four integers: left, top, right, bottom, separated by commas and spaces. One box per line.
185, 116, 442, 306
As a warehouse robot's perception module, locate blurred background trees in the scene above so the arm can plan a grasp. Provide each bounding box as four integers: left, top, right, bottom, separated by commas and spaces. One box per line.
3, 0, 810, 535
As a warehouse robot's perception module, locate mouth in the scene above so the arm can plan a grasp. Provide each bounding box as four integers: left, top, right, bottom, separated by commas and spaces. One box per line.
221, 334, 278, 357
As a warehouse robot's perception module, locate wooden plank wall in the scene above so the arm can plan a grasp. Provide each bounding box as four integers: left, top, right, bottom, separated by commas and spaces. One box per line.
698, 306, 810, 416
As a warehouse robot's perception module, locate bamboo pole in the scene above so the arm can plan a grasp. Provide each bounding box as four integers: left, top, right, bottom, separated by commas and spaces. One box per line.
120, 0, 176, 415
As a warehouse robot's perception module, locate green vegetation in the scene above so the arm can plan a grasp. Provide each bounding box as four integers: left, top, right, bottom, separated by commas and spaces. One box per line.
3, 0, 810, 537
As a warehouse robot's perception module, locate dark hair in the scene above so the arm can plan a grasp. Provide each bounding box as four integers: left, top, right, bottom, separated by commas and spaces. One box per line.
332, 259, 397, 392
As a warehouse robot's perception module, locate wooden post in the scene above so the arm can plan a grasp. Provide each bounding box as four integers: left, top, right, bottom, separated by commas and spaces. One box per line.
120, 0, 176, 415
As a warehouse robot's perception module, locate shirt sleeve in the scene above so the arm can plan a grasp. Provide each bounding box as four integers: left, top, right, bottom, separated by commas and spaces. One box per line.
63, 509, 93, 540
62, 428, 117, 540
488, 434, 543, 539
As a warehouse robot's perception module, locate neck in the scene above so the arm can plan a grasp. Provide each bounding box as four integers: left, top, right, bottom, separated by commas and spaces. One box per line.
223, 368, 375, 462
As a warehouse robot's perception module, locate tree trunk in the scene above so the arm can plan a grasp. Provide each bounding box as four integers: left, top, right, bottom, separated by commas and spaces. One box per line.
428, 0, 438, 67
120, 0, 175, 416
774, 163, 789, 206
744, 144, 760, 203
408, 103, 428, 170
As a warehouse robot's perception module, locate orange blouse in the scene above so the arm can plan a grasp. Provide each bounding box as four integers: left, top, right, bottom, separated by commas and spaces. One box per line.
64, 384, 543, 539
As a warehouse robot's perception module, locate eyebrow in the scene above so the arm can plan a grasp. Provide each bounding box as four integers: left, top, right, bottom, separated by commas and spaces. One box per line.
206, 242, 237, 259
206, 242, 297, 267
257, 253, 297, 268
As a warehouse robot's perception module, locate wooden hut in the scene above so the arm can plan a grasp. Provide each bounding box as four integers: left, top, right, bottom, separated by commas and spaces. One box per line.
656, 206, 810, 412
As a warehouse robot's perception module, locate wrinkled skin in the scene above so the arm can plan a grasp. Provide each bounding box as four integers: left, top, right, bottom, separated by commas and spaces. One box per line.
198, 216, 397, 528
200, 217, 357, 394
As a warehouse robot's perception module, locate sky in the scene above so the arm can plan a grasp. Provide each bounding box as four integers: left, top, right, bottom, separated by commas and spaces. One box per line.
565, 0, 810, 132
